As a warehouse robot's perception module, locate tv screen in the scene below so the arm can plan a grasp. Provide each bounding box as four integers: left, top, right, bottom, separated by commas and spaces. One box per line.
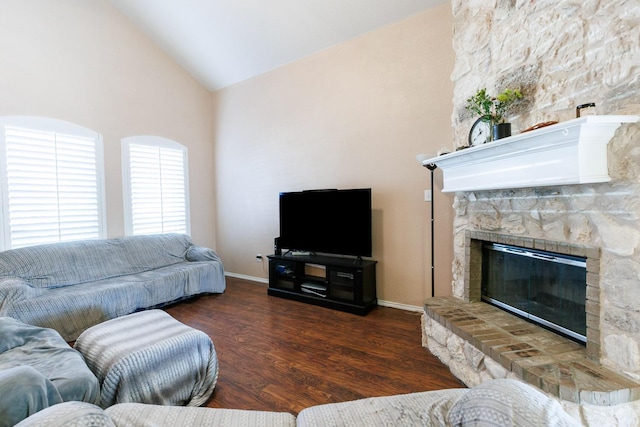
279, 188, 372, 257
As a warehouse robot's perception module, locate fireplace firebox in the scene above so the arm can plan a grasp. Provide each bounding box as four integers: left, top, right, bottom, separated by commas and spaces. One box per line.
481, 243, 587, 343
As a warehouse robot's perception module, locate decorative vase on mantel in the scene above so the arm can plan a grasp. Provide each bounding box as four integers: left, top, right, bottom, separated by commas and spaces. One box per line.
493, 122, 512, 140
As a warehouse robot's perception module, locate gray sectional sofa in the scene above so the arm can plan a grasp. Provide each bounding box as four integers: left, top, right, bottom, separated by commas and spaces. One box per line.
15, 379, 586, 426
0, 233, 225, 341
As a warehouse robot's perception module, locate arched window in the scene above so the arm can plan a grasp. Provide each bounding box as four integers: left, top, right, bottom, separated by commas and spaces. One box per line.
0, 116, 106, 250
122, 136, 190, 236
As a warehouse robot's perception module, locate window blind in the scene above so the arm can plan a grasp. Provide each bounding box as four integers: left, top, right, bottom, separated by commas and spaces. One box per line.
126, 141, 189, 236
1, 123, 104, 249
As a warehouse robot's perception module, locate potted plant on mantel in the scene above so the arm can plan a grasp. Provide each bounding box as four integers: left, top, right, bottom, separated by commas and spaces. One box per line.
465, 88, 523, 144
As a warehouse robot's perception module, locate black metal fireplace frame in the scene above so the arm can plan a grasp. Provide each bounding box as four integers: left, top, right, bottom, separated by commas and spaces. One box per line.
481, 242, 587, 343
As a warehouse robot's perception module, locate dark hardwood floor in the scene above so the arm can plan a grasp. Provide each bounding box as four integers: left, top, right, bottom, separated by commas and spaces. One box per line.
164, 276, 464, 415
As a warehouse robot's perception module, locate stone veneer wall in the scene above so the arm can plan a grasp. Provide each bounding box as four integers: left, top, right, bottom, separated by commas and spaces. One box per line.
446, 0, 640, 382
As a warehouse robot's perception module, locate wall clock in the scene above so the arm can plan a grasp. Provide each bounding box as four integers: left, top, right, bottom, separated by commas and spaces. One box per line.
469, 117, 491, 146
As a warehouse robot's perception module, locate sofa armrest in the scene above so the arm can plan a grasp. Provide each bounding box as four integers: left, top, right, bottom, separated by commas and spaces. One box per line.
297, 388, 466, 427
0, 278, 38, 313
1, 366, 65, 427
185, 246, 221, 263
447, 379, 581, 427
14, 401, 113, 427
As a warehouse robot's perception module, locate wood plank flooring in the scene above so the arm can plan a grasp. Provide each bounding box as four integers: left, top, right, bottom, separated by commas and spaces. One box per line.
164, 276, 464, 415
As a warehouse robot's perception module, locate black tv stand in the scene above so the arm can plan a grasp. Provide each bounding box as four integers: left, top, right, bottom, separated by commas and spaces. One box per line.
267, 254, 377, 315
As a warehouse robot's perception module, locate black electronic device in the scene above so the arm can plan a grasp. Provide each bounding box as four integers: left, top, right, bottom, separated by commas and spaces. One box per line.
274, 237, 281, 256
278, 188, 372, 258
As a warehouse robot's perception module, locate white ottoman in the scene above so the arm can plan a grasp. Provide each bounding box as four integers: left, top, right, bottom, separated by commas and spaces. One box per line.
74, 310, 218, 408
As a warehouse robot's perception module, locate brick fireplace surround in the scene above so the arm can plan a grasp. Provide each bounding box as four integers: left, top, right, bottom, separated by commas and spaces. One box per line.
423, 230, 640, 406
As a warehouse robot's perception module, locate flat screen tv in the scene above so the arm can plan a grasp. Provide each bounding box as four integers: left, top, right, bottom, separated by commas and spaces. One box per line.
279, 188, 372, 258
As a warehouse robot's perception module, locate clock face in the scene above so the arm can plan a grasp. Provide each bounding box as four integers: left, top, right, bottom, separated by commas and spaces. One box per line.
469, 118, 491, 146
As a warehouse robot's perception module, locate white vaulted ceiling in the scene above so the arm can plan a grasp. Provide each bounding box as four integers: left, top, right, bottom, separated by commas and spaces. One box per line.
109, 0, 447, 91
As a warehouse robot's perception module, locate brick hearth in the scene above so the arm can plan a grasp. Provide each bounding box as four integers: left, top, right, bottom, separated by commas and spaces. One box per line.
423, 229, 640, 406
423, 297, 640, 405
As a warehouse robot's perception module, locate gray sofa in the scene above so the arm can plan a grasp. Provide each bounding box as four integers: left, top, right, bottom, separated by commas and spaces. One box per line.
15, 379, 586, 426
0, 234, 225, 341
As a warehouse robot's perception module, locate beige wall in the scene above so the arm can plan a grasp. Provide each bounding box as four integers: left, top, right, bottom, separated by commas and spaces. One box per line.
213, 5, 455, 307
0, 0, 456, 307
0, 0, 216, 248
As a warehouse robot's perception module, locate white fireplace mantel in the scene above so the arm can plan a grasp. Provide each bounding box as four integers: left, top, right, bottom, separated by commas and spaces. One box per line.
421, 115, 639, 193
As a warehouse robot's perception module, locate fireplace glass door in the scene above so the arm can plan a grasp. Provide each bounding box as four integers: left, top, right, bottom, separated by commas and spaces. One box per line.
481, 243, 587, 343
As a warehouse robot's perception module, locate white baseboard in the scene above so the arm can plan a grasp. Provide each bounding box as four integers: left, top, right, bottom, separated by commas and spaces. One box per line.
225, 272, 423, 313
224, 272, 268, 284
377, 300, 423, 313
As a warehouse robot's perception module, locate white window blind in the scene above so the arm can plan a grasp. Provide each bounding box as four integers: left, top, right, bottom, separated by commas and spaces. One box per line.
0, 117, 106, 250
122, 136, 190, 236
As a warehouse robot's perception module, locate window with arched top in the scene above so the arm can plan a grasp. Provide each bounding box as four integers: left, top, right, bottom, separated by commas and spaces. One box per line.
121, 136, 190, 236
0, 116, 106, 250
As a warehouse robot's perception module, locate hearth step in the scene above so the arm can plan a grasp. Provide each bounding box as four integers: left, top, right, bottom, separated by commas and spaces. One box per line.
424, 296, 640, 406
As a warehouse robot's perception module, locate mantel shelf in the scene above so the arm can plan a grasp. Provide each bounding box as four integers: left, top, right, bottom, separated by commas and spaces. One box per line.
421, 115, 639, 193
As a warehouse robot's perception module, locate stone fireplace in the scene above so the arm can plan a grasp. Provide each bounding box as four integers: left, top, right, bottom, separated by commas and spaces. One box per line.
420, 117, 640, 405
420, 1, 640, 417
419, 121, 640, 406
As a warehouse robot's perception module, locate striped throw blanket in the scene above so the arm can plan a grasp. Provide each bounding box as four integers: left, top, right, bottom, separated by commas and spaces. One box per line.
74, 310, 218, 408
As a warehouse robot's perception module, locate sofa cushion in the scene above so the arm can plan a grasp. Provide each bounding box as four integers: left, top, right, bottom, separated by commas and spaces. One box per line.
296, 388, 467, 427
0, 233, 193, 288
105, 403, 297, 427
14, 401, 115, 427
447, 379, 581, 427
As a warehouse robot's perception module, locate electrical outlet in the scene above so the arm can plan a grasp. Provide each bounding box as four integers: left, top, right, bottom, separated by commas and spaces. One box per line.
424, 190, 432, 202
256, 254, 263, 263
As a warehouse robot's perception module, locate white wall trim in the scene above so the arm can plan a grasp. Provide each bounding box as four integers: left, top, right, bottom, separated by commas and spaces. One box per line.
377, 300, 423, 313
225, 272, 268, 284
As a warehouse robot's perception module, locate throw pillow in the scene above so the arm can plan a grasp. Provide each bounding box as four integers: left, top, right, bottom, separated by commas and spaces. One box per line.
447, 379, 581, 427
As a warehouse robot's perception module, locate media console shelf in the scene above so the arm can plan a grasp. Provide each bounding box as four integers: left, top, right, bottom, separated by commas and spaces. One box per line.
267, 254, 377, 315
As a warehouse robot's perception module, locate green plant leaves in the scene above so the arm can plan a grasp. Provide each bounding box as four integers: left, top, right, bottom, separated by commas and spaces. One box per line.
466, 88, 523, 124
